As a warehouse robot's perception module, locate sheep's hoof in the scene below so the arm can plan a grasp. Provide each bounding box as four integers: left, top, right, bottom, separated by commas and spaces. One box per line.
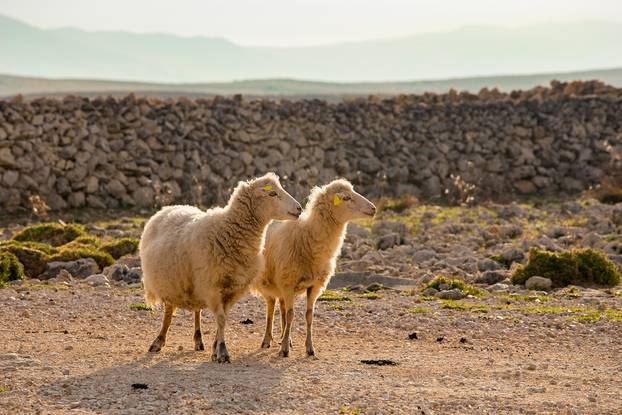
211, 353, 218, 362
148, 339, 163, 353
306, 349, 315, 356
261, 339, 271, 349
195, 342, 205, 351
279, 349, 289, 358
217, 355, 230, 363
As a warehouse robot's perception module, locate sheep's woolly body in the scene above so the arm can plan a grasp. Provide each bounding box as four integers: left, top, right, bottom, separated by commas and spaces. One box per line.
141, 182, 268, 313
253, 180, 353, 300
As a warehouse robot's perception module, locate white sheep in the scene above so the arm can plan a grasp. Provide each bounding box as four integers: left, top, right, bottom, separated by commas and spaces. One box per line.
140, 172, 302, 362
252, 179, 376, 357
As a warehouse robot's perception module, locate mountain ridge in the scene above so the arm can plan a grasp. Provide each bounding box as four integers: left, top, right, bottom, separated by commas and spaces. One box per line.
1, 14, 621, 83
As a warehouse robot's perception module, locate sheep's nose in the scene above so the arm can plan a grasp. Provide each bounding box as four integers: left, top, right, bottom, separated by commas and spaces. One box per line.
296, 205, 302, 214
369, 205, 377, 216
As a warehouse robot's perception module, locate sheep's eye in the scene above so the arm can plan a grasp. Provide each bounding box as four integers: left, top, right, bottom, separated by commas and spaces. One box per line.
342, 195, 352, 201
269, 190, 278, 197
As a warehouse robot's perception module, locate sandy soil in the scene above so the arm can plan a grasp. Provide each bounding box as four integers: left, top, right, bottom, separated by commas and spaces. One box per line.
1, 282, 621, 414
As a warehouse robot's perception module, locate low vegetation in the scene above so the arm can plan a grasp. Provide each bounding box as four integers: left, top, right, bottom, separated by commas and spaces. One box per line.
0, 223, 139, 280
511, 248, 621, 288
128, 303, 152, 311
425, 275, 484, 297
318, 290, 351, 302
0, 251, 24, 287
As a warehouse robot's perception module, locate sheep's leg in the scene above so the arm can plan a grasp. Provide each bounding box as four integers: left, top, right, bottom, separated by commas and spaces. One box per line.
193, 310, 204, 351
148, 303, 174, 352
211, 306, 230, 363
278, 296, 295, 357
261, 297, 276, 348
278, 298, 293, 347
305, 286, 322, 356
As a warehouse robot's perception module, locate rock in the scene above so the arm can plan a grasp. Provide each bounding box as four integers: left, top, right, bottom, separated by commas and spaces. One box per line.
40, 259, 99, 280
514, 180, 537, 194
421, 287, 438, 296
376, 233, 402, 250
436, 289, 466, 300
125, 267, 143, 283
501, 246, 524, 264
103, 263, 129, 281
0, 148, 15, 167
525, 276, 553, 291
477, 259, 502, 272
475, 270, 506, 285
133, 188, 154, 207
487, 282, 511, 292
413, 249, 436, 262
2, 170, 19, 187
84, 274, 109, 286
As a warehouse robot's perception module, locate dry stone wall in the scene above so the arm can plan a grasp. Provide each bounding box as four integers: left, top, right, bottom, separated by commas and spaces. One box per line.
1, 81, 621, 213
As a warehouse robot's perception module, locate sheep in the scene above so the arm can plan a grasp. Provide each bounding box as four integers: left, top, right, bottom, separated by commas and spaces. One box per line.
139, 172, 302, 363
252, 179, 376, 357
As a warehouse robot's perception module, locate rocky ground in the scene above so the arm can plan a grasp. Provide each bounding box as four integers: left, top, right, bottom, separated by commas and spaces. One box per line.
1, 197, 621, 414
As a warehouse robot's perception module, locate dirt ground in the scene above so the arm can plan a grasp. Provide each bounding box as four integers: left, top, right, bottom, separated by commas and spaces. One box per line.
1, 282, 621, 414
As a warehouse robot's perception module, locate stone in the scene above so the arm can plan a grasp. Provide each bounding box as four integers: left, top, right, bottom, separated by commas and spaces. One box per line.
40, 258, 99, 280
421, 287, 438, 296
514, 180, 537, 194
376, 233, 402, 250
413, 249, 436, 262
85, 274, 110, 286
2, 170, 19, 187
103, 263, 129, 281
436, 289, 465, 300
477, 259, 502, 272
0, 148, 15, 167
475, 270, 506, 285
133, 188, 154, 207
125, 267, 143, 283
85, 176, 99, 193
525, 276, 553, 291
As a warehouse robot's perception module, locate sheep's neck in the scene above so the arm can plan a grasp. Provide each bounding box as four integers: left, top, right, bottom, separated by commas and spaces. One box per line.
304, 211, 347, 259
223, 202, 269, 253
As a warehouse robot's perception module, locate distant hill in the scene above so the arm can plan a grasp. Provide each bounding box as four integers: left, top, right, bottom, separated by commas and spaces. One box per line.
1, 14, 622, 83
1, 68, 622, 99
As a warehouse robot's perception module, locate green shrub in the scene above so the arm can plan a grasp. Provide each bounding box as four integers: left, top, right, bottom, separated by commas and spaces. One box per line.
0, 251, 24, 287
13, 223, 85, 246
100, 238, 139, 259
511, 248, 621, 288
0, 243, 50, 277
425, 275, 484, 296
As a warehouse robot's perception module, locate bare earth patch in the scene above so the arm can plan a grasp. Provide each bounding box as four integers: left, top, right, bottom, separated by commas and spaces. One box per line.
1, 284, 620, 414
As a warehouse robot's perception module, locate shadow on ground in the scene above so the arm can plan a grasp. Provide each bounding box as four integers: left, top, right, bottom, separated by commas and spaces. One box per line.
38, 349, 294, 413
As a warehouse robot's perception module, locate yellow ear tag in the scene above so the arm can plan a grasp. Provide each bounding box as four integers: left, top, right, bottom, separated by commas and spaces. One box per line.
333, 195, 342, 206
263, 185, 273, 191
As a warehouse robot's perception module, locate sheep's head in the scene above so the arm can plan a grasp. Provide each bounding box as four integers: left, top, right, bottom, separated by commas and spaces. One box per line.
247, 172, 302, 222
306, 179, 376, 223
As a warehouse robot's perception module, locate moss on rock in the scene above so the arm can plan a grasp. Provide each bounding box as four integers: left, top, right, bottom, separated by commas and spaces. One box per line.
511, 247, 621, 288
13, 223, 85, 247
0, 251, 24, 287
0, 243, 51, 277
425, 275, 484, 296
100, 237, 139, 259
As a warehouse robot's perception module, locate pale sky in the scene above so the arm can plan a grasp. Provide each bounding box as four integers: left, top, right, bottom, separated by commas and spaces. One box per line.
1, 0, 621, 46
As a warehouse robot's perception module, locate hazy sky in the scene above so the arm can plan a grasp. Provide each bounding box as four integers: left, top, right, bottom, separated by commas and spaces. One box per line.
1, 0, 621, 46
